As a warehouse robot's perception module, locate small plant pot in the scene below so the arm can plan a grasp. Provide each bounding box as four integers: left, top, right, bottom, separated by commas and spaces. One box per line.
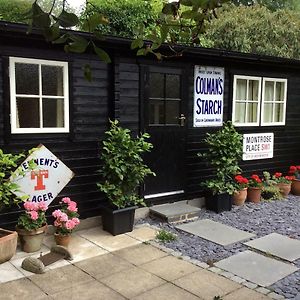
0, 229, 18, 263
277, 183, 291, 197
102, 206, 137, 236
291, 179, 300, 196
247, 187, 261, 203
232, 188, 247, 206
205, 193, 232, 213
54, 233, 71, 248
16, 225, 47, 253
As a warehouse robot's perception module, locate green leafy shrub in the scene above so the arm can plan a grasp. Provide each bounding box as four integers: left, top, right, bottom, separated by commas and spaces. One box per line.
261, 171, 283, 200
156, 229, 177, 243
198, 122, 243, 195
98, 120, 155, 209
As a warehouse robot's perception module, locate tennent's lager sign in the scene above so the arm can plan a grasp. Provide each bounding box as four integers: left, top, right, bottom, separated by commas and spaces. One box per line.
10, 145, 74, 206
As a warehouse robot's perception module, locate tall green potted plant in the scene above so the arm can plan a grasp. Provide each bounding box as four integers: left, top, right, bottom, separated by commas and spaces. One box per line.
98, 120, 155, 235
198, 121, 243, 213
0, 149, 29, 263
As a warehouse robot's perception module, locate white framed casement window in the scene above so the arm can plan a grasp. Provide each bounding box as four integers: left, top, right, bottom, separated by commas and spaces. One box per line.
232, 75, 261, 126
9, 57, 69, 134
261, 78, 287, 126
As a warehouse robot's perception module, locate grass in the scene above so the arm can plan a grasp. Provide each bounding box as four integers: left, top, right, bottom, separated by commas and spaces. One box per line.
156, 229, 177, 242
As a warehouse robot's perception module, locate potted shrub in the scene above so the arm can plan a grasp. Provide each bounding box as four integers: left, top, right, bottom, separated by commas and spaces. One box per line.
288, 165, 300, 195
272, 172, 293, 197
232, 175, 248, 206
0, 149, 29, 263
247, 174, 263, 203
198, 121, 243, 213
261, 171, 282, 201
98, 120, 155, 235
16, 201, 48, 253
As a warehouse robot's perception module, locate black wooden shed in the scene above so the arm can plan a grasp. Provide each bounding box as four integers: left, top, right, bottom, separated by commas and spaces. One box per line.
1, 21, 300, 227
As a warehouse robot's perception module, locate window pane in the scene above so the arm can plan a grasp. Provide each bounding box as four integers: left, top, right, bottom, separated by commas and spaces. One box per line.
263, 103, 273, 123
149, 73, 164, 98
16, 97, 39, 128
149, 100, 164, 124
236, 79, 247, 100
42, 65, 64, 96
247, 103, 258, 123
166, 74, 180, 99
274, 103, 284, 122
248, 80, 259, 101
275, 82, 284, 101
234, 102, 246, 123
15, 63, 39, 95
42, 98, 64, 127
264, 81, 274, 102
166, 100, 180, 125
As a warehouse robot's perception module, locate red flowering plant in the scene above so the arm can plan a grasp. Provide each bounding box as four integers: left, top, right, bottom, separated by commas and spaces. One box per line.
288, 165, 300, 179
248, 174, 263, 188
272, 172, 295, 184
52, 197, 80, 236
233, 175, 248, 191
17, 201, 48, 231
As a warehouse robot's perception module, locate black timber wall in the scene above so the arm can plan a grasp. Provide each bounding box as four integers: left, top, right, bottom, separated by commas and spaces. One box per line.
0, 35, 110, 228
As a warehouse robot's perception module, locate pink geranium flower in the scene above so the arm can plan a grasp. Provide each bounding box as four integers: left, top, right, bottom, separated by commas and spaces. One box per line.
28, 210, 38, 220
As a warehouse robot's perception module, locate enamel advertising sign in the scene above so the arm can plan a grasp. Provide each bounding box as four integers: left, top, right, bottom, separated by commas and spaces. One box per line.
10, 145, 74, 206
193, 66, 224, 127
243, 133, 274, 161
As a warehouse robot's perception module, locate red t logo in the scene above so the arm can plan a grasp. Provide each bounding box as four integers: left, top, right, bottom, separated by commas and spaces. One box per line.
31, 170, 49, 191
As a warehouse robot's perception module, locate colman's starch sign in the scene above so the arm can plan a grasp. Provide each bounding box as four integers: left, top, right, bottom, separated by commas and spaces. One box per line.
193, 66, 224, 127
10, 145, 74, 206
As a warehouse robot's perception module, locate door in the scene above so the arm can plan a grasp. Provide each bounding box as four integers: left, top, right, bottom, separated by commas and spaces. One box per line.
143, 66, 187, 201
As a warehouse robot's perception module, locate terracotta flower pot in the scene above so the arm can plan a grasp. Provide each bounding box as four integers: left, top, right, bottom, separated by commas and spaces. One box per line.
277, 183, 291, 197
291, 179, 300, 196
0, 229, 18, 263
232, 188, 247, 206
247, 187, 261, 203
16, 224, 47, 253
54, 233, 71, 248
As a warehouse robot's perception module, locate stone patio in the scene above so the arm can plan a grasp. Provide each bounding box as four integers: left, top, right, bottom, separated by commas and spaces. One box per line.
215, 250, 298, 287
176, 219, 256, 246
244, 233, 300, 262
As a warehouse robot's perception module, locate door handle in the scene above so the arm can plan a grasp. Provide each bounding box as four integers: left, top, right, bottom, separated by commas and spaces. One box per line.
178, 114, 186, 126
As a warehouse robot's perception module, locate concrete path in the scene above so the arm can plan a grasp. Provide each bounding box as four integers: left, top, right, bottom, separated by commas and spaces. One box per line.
0, 224, 273, 300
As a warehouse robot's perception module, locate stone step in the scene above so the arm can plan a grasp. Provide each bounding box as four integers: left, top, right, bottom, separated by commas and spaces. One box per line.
149, 202, 201, 223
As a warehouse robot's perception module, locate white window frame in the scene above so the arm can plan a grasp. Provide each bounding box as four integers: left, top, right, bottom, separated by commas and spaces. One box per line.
261, 77, 287, 126
232, 75, 262, 127
9, 57, 69, 134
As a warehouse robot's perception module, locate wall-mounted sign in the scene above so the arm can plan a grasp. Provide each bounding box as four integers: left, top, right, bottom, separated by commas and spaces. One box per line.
193, 66, 224, 127
243, 133, 274, 161
10, 145, 74, 206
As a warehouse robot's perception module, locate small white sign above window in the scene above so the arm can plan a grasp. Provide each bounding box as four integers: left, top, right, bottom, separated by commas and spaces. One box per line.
10, 145, 74, 206
193, 66, 224, 127
243, 133, 274, 160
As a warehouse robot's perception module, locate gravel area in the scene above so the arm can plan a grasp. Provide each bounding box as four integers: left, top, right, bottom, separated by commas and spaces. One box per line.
140, 195, 300, 300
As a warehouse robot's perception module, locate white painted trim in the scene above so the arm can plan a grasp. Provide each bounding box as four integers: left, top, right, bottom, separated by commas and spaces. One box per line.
144, 190, 184, 199
232, 75, 261, 127
9, 57, 69, 134
261, 77, 287, 126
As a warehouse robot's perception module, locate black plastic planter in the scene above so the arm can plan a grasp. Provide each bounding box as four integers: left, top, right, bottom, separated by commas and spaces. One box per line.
101, 206, 137, 236
205, 193, 232, 213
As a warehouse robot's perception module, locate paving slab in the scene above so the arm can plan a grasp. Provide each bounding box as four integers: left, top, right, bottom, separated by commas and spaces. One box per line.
176, 219, 255, 246
126, 225, 158, 242
173, 268, 241, 299
150, 203, 201, 222
244, 233, 300, 262
140, 255, 199, 281
99, 266, 165, 299
113, 244, 168, 266
215, 250, 298, 287
0, 261, 24, 283
223, 287, 271, 300
132, 282, 200, 300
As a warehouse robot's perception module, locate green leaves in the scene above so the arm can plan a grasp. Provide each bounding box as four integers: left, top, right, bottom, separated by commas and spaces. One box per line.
98, 120, 155, 209
55, 10, 79, 28
92, 42, 111, 63
64, 35, 88, 53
